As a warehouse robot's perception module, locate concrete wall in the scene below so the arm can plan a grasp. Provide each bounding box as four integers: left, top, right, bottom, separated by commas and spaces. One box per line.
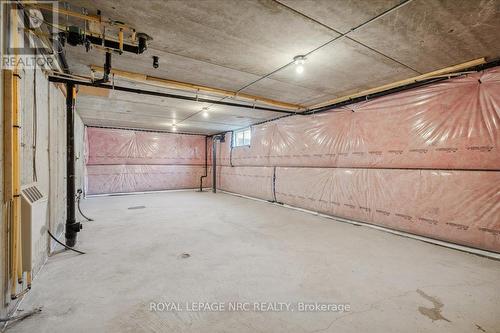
0, 1, 86, 315
0, 63, 84, 315
46, 83, 85, 243
19, 67, 85, 273
75, 116, 85, 195
47, 84, 66, 244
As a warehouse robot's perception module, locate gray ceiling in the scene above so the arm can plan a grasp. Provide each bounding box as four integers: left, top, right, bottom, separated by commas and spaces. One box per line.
59, 0, 500, 134
77, 78, 287, 134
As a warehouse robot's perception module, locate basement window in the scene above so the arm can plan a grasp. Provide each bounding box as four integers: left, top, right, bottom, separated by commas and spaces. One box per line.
233, 128, 251, 147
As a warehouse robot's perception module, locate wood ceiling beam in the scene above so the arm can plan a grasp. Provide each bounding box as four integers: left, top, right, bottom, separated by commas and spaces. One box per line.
30, 3, 135, 32
32, 3, 102, 23
89, 65, 304, 111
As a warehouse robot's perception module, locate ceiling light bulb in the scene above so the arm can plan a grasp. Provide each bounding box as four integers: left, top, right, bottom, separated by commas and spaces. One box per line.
202, 111, 209, 118
293, 55, 306, 74
172, 125, 177, 132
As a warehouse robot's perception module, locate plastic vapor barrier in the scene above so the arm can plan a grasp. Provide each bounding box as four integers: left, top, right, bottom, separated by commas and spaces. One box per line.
217, 68, 500, 252
217, 166, 274, 201
85, 127, 209, 194
87, 127, 207, 165
87, 165, 210, 194
230, 68, 500, 169
276, 167, 500, 253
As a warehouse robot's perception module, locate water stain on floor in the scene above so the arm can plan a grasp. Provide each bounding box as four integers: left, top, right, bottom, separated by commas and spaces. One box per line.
475, 323, 486, 332
416, 289, 451, 322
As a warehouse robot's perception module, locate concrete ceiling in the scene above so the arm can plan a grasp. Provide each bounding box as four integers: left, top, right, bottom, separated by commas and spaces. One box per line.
76, 78, 288, 134
58, 0, 500, 134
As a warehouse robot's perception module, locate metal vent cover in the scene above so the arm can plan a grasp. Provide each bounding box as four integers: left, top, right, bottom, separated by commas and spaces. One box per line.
20, 183, 47, 273
22, 185, 43, 203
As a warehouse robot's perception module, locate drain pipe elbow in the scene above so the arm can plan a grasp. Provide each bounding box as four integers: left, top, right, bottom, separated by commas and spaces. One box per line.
199, 136, 208, 191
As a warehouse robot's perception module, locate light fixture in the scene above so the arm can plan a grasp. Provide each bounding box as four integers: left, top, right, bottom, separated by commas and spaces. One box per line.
172, 125, 177, 132
293, 55, 306, 74
202, 107, 209, 118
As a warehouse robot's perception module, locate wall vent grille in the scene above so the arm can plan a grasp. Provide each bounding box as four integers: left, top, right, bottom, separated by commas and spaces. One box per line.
20, 183, 47, 272
22, 186, 43, 203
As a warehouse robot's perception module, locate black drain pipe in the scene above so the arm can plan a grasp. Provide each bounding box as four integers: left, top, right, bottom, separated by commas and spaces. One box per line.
65, 83, 82, 247
211, 134, 225, 193
212, 137, 217, 193
94, 51, 112, 84
199, 136, 208, 191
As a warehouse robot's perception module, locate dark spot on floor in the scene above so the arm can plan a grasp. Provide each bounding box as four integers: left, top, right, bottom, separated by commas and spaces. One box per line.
180, 253, 190, 259
128, 205, 146, 210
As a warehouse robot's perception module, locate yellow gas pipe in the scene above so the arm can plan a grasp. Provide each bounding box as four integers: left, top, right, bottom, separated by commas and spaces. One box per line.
118, 28, 124, 52
4, 2, 30, 299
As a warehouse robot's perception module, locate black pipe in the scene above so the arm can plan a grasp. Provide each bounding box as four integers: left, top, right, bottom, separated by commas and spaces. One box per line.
82, 35, 147, 54
229, 131, 234, 167
48, 76, 296, 114
65, 83, 82, 247
212, 137, 217, 193
272, 166, 277, 202
94, 52, 112, 84
137, 35, 148, 54
199, 136, 208, 191
210, 135, 225, 193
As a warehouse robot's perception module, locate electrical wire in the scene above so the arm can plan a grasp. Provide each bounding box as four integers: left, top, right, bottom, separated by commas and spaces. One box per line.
77, 189, 93, 222
47, 230, 86, 255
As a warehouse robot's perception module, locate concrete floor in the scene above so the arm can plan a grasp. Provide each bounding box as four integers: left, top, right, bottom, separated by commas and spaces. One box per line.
8, 191, 500, 332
